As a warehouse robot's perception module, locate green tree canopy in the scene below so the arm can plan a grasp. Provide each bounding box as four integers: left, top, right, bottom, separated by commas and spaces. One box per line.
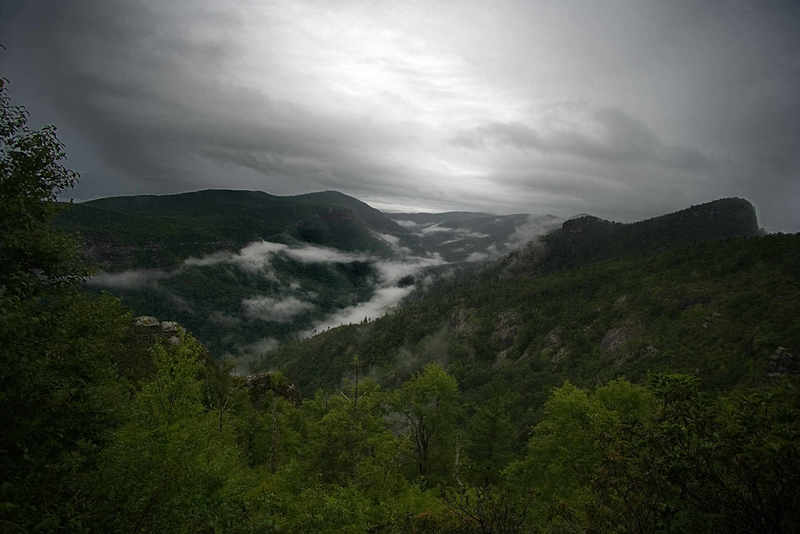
0, 78, 82, 297
392, 363, 461, 481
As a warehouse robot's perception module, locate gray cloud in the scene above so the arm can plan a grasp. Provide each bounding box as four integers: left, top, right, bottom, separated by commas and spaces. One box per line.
1, 0, 798, 230
185, 241, 286, 276
185, 240, 371, 273
417, 224, 490, 239
454, 107, 711, 172
300, 249, 447, 334
504, 215, 563, 250
465, 252, 489, 263
87, 268, 170, 289
183, 238, 448, 331
208, 311, 242, 327
242, 296, 315, 323
284, 246, 371, 264
373, 254, 446, 284
304, 286, 414, 336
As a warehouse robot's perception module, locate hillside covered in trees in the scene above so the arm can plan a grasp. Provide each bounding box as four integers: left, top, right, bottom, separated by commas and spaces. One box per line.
2, 79, 800, 533
259, 198, 780, 394
52, 187, 555, 361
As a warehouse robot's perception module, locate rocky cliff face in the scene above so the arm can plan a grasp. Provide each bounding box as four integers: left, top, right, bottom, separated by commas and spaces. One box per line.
134, 314, 302, 403
134, 315, 184, 346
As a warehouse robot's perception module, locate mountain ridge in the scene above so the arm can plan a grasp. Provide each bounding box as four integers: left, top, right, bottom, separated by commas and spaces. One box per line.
57, 189, 405, 269
503, 197, 759, 275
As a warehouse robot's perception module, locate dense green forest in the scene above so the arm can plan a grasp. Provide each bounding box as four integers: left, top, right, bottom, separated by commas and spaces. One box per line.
261, 218, 796, 397
2, 79, 799, 533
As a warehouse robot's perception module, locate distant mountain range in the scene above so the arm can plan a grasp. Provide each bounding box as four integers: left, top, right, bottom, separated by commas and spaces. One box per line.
55, 189, 560, 363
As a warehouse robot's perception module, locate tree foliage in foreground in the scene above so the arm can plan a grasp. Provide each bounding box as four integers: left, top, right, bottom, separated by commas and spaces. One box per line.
0, 78, 82, 298
507, 376, 800, 533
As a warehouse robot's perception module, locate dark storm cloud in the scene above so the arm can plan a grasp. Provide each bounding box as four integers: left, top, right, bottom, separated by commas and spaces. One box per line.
2, 1, 456, 203
453, 107, 712, 172
1, 0, 798, 230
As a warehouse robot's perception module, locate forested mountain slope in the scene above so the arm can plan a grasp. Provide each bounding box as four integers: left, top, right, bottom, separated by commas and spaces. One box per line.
56, 189, 404, 269
504, 197, 760, 275
261, 201, 795, 412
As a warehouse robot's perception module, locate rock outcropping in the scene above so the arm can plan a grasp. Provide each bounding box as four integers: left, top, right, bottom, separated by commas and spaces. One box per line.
134, 315, 183, 345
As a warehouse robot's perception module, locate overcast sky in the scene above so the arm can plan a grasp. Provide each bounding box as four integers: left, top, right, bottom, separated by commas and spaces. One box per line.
1, 0, 798, 230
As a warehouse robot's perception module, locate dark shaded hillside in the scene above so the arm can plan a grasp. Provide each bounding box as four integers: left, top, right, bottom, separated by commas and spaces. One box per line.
56, 189, 404, 269
264, 232, 800, 411
52, 189, 417, 358
292, 190, 403, 235
259, 197, 791, 412
508, 197, 759, 274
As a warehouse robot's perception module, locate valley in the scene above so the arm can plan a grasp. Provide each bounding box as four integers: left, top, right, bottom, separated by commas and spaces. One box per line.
56, 190, 561, 363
